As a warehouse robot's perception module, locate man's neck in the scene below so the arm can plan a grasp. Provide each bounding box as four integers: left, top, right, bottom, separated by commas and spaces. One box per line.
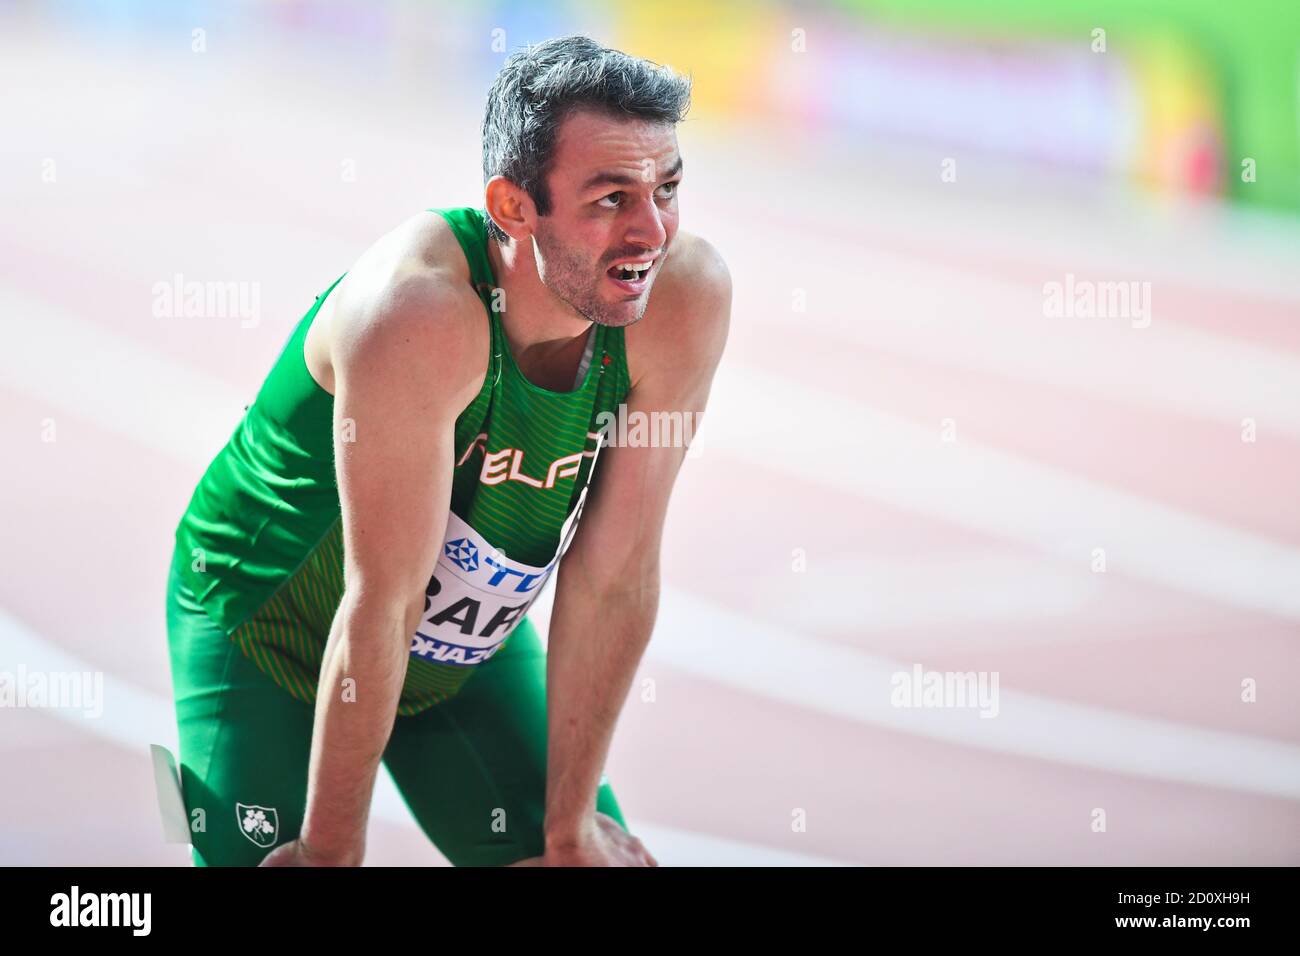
485, 237, 594, 390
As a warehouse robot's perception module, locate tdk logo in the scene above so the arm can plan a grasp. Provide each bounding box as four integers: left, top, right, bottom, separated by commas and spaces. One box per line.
482, 555, 549, 593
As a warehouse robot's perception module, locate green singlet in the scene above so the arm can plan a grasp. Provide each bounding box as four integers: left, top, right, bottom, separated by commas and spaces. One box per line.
165, 207, 632, 865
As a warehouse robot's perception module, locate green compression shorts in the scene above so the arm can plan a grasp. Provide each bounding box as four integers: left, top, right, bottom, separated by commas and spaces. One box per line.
164, 543, 627, 866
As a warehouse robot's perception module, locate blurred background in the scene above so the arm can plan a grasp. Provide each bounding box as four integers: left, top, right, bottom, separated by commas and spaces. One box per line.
1, 0, 1298, 865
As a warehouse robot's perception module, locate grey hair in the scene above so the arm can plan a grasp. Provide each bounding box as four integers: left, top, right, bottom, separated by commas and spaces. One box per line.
481, 35, 692, 243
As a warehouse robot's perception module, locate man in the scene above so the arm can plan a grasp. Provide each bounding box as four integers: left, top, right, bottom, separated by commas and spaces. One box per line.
164, 34, 731, 866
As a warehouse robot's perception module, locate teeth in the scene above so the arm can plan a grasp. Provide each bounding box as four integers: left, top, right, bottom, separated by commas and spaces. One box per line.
615, 261, 652, 278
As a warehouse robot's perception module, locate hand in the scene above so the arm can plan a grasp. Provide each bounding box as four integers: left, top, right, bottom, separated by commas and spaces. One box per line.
259, 837, 362, 867
534, 812, 658, 867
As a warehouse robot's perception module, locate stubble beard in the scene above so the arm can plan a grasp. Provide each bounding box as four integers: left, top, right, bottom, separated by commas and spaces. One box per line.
534, 229, 648, 329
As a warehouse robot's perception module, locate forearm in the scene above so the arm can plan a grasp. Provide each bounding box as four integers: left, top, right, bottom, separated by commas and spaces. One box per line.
543, 573, 659, 848
299, 592, 412, 864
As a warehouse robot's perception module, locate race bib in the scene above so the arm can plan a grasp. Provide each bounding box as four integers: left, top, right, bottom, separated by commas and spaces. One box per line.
410, 487, 590, 667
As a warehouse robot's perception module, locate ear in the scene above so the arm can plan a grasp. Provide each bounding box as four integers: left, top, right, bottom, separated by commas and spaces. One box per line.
484, 175, 533, 242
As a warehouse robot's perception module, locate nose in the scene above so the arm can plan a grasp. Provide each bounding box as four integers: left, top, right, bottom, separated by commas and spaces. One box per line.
624, 195, 667, 253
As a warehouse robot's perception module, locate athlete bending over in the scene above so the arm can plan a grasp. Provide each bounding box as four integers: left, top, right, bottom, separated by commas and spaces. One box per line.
164, 35, 731, 866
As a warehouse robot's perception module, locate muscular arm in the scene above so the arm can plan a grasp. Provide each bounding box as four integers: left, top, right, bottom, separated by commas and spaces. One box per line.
542, 241, 732, 856
295, 266, 482, 866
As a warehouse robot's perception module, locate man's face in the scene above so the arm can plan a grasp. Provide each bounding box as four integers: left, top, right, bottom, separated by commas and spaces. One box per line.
531, 109, 682, 327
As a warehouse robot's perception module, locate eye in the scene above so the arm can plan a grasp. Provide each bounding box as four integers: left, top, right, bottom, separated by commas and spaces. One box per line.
655, 181, 679, 200
597, 191, 624, 208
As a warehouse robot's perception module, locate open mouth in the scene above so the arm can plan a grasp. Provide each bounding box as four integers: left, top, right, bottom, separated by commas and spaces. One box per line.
606, 258, 656, 293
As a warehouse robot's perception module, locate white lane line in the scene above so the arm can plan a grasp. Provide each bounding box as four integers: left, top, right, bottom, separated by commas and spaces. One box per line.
0, 608, 177, 751
733, 553, 1101, 636
6, 282, 1299, 626
731, 238, 1300, 437
0, 289, 249, 467
6, 285, 1300, 798
699, 363, 1300, 622
646, 588, 1300, 802
526, 586, 1300, 801
0, 607, 854, 866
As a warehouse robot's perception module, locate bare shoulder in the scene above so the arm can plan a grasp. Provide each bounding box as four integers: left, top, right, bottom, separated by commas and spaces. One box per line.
314, 211, 488, 406
626, 230, 732, 388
